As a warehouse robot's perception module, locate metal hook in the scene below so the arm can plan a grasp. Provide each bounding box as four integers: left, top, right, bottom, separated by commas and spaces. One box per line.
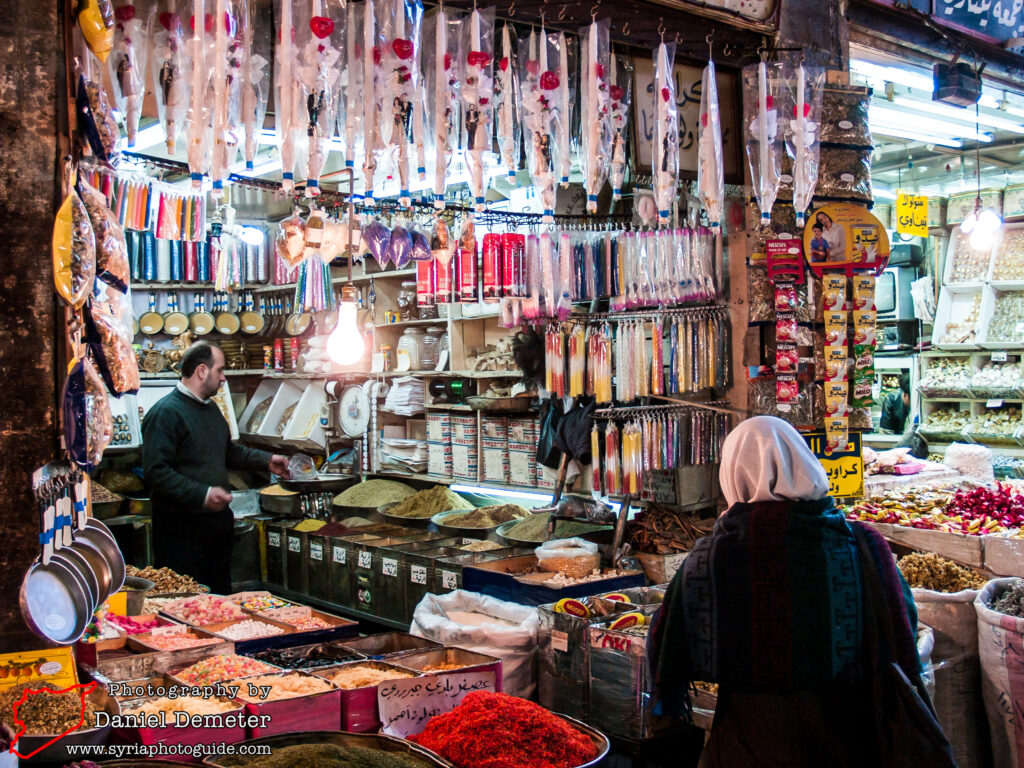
706, 31, 714, 59
507, 0, 514, 15
657, 18, 665, 41
558, 3, 567, 21
591, 1, 599, 20
622, 19, 629, 35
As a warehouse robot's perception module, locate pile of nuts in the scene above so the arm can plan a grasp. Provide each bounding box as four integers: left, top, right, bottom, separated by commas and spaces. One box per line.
920, 357, 973, 396
939, 294, 983, 345
968, 407, 1022, 440
897, 552, 987, 592
127, 565, 207, 594
0, 682, 100, 735
993, 230, 1024, 281
920, 407, 970, 436
988, 292, 1024, 344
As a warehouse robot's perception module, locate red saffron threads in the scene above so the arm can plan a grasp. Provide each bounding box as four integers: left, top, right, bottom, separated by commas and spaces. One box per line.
410, 691, 598, 768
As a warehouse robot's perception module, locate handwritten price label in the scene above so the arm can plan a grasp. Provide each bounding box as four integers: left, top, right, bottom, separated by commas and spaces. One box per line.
310, 542, 323, 561
378, 671, 497, 739
150, 624, 188, 637
333, 546, 346, 564
441, 571, 458, 590
287, 536, 301, 553
267, 532, 280, 548
264, 606, 311, 621
410, 565, 428, 585
382, 558, 399, 578
358, 551, 372, 569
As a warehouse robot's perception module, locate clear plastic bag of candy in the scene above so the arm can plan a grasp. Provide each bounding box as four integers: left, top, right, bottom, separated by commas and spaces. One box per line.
78, 179, 129, 292
62, 356, 113, 471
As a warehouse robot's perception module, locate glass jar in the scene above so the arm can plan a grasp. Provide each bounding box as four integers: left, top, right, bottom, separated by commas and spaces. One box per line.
420, 326, 444, 370
380, 344, 394, 372
396, 328, 424, 371
398, 281, 418, 321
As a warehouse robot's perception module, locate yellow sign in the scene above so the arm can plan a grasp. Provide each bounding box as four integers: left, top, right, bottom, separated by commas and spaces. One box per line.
896, 193, 929, 238
0, 647, 77, 692
803, 431, 865, 499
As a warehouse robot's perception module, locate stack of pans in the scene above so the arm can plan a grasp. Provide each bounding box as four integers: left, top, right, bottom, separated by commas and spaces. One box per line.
20, 518, 127, 644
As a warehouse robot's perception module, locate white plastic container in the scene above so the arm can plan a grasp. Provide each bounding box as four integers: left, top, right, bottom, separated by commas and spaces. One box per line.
932, 287, 984, 350
238, 379, 284, 444
284, 382, 328, 453
258, 379, 305, 447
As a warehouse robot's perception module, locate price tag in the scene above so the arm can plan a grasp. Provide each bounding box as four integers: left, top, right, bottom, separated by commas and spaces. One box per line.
988, 399, 1005, 408
150, 623, 188, 637
265, 606, 311, 621
382, 558, 399, 578
379, 672, 497, 739
287, 536, 301, 553
993, 351, 1009, 362
358, 551, 372, 569
441, 570, 458, 590
410, 565, 428, 585
268, 532, 281, 548
551, 630, 569, 653
310, 542, 323, 561
333, 546, 346, 564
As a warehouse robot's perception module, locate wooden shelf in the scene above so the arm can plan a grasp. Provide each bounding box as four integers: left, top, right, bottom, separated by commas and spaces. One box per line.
424, 403, 474, 412
373, 318, 445, 329
140, 369, 266, 380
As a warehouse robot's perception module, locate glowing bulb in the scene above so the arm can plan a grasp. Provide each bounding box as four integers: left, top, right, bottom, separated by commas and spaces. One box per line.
978, 208, 1002, 233
969, 225, 997, 252
239, 226, 266, 246
960, 211, 978, 234
327, 293, 364, 366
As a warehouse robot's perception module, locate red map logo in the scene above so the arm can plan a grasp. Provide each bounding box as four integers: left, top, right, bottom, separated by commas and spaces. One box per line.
9, 681, 96, 759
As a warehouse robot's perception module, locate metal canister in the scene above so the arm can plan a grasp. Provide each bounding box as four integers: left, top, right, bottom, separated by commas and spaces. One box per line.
481, 233, 501, 303
501, 233, 517, 297
290, 339, 300, 371
458, 236, 478, 303
274, 339, 284, 372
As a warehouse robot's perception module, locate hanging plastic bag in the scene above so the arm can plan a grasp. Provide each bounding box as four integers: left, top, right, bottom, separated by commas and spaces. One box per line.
378, 0, 424, 206
184, 0, 214, 187
79, 179, 130, 292
239, 0, 269, 170
362, 217, 392, 264
276, 210, 307, 267
580, 19, 610, 212
555, 31, 575, 189
609, 53, 631, 201
53, 187, 97, 309
62, 357, 113, 471
386, 221, 414, 268
410, 223, 432, 261
209, 0, 244, 194
519, 28, 558, 221
743, 60, 784, 225
423, 7, 461, 208
782, 56, 825, 227
339, 2, 364, 179
495, 23, 519, 181
275, 0, 303, 191
652, 41, 678, 224
150, 2, 190, 153
698, 59, 725, 233
85, 301, 141, 395
458, 7, 495, 210
77, 60, 121, 162
108, 1, 152, 147
80, 0, 115, 62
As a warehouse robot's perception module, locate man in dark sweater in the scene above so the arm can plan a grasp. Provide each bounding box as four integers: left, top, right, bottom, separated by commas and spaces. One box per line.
142, 343, 289, 592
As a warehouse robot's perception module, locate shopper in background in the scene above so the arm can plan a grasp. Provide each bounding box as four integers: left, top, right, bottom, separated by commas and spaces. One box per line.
880, 372, 912, 434
142, 342, 290, 593
648, 416, 923, 768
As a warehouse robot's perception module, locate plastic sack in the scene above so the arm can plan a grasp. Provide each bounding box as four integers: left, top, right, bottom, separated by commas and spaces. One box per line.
422, 6, 461, 207
518, 28, 558, 220
80, 0, 115, 62
410, 225, 432, 261
209, 0, 244, 194
108, 0, 152, 147
276, 211, 307, 267
652, 42, 678, 224
495, 23, 520, 181
184, 0, 215, 187
697, 60, 725, 232
411, 589, 540, 699
288, 453, 317, 480
79, 179, 130, 292
781, 59, 824, 227
239, 0, 269, 170
579, 19, 610, 213
608, 53, 631, 201
386, 224, 413, 269
458, 7, 495, 210
378, 0, 424, 205
77, 68, 121, 162
62, 357, 113, 471
149, 3, 190, 154
975, 578, 1024, 768
85, 301, 141, 395
362, 218, 392, 265
743, 61, 784, 225
535, 538, 600, 579
53, 188, 97, 309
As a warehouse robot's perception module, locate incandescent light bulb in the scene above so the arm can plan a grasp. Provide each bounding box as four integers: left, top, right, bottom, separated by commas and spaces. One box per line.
327, 286, 364, 366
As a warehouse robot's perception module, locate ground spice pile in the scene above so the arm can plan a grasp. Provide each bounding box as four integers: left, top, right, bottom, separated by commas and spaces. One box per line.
387, 486, 473, 519
335, 479, 416, 507
410, 691, 597, 768
503, 514, 608, 543
218, 743, 430, 768
0, 682, 99, 735
444, 505, 530, 528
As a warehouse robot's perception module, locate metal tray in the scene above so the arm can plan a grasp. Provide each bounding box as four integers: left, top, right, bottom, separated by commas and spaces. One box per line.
281, 474, 356, 493
12, 684, 117, 763
201, 730, 456, 767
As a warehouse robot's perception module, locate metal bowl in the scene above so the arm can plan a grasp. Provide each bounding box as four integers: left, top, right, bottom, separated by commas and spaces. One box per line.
431, 509, 504, 541
495, 514, 613, 548
12, 684, 116, 762
78, 518, 126, 593
556, 713, 612, 768
259, 488, 302, 517
122, 576, 155, 615
200, 730, 456, 767
20, 557, 93, 644
281, 474, 357, 493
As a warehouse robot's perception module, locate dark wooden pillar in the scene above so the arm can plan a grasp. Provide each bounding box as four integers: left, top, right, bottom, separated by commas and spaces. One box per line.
0, 3, 64, 651
778, 0, 850, 72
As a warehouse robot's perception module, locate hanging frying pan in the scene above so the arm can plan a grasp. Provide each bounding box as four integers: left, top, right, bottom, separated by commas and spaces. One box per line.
284, 296, 312, 336
215, 292, 241, 335
190, 292, 215, 336
20, 556, 92, 644
76, 518, 126, 594
240, 291, 265, 335
163, 291, 189, 336
139, 292, 164, 335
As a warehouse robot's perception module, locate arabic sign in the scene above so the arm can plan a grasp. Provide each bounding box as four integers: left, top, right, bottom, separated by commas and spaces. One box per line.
935, 0, 1024, 44
633, 58, 741, 180
378, 671, 497, 738
896, 193, 929, 237
803, 431, 864, 499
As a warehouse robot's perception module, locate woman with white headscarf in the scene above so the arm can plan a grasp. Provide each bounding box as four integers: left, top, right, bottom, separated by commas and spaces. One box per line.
649, 417, 931, 768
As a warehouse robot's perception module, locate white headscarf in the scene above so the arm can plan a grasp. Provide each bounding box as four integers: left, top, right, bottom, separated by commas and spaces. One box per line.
719, 416, 829, 507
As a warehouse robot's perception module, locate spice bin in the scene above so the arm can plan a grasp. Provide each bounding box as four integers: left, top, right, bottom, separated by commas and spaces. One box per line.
357, 533, 439, 617
336, 632, 443, 660
433, 552, 517, 596
462, 555, 647, 606
375, 540, 461, 624
395, 647, 504, 691
246, 642, 366, 671
284, 528, 310, 594
327, 529, 406, 609
587, 605, 671, 740
230, 670, 342, 738
310, 660, 422, 732
126, 625, 225, 654
264, 520, 298, 588
403, 546, 468, 622
113, 692, 248, 753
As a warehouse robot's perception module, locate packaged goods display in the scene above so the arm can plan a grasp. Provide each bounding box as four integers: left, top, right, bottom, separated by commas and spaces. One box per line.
235, 673, 333, 702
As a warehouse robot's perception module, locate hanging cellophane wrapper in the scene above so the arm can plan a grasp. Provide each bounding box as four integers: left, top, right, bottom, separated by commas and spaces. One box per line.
184, 0, 214, 187
622, 421, 640, 494
580, 19, 610, 212
523, 234, 541, 319
546, 325, 565, 397
458, 7, 495, 210
422, 8, 461, 208
80, 0, 115, 62
604, 421, 620, 495
275, 0, 302, 191
295, 0, 346, 195
590, 423, 602, 498
608, 53, 630, 201
782, 57, 824, 227
362, 0, 385, 199
63, 357, 113, 471
77, 54, 120, 163
108, 1, 152, 147
697, 59, 725, 233
79, 179, 130, 292
277, 210, 308, 267
652, 42, 678, 224
519, 28, 558, 221
84, 298, 141, 395
54, 183, 97, 309
557, 231, 572, 319
239, 0, 269, 170
338, 2, 362, 173
296, 256, 335, 311
568, 324, 585, 397
213, 230, 243, 290
378, 0, 423, 205
495, 24, 519, 181
743, 60, 783, 225
210, 0, 242, 195
650, 319, 664, 395
693, 226, 716, 300
555, 32, 575, 188
150, 1, 190, 152
539, 231, 557, 317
